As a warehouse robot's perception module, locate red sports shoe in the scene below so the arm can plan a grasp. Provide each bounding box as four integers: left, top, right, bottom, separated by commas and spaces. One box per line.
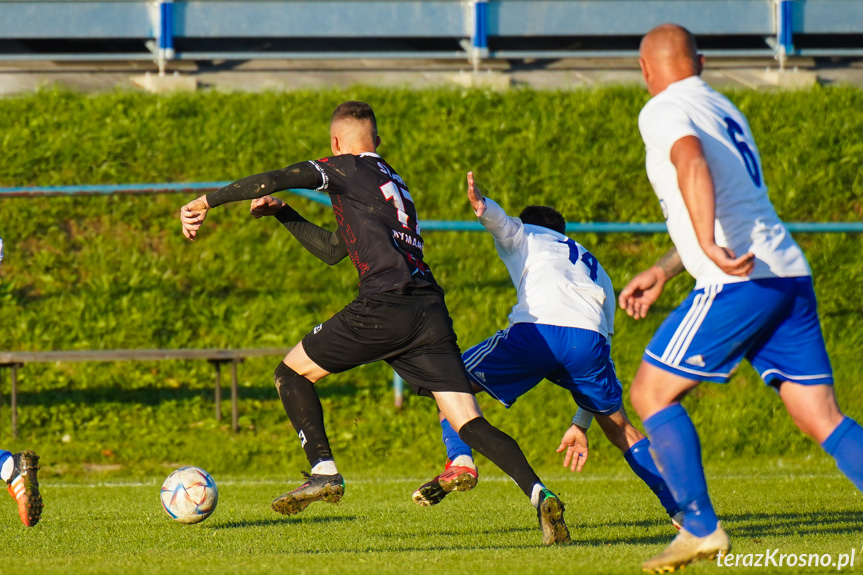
411, 459, 478, 506
6, 451, 42, 527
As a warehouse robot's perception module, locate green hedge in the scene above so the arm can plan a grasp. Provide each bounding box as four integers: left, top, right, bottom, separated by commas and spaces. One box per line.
0, 86, 861, 478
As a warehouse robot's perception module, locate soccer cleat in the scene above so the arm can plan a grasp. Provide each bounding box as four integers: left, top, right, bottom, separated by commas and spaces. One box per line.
411, 459, 478, 507
671, 511, 685, 530
271, 471, 344, 516
536, 489, 570, 545
6, 450, 42, 527
641, 523, 731, 573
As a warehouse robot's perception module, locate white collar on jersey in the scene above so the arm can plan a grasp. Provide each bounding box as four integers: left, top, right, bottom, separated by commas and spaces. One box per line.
358, 152, 381, 158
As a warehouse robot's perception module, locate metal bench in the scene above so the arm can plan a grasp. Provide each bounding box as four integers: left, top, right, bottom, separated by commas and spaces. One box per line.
0, 348, 287, 438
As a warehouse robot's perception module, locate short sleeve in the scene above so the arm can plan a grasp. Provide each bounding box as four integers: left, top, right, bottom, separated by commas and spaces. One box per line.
307, 155, 357, 194
638, 98, 698, 157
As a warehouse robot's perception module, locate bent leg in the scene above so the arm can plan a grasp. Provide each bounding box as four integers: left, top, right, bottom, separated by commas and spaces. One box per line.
275, 342, 334, 471
434, 391, 543, 500
632, 361, 718, 537
780, 382, 863, 492
596, 407, 678, 517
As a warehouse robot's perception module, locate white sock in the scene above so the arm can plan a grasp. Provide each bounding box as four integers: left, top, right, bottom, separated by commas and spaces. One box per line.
311, 460, 338, 476
529, 483, 545, 508
0, 452, 13, 483
451, 455, 477, 470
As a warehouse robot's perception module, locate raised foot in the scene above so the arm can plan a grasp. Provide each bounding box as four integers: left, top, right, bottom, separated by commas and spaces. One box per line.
7, 450, 42, 527
412, 463, 478, 507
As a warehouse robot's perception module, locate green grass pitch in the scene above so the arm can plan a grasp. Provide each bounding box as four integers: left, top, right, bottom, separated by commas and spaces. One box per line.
2, 462, 859, 574
0, 86, 861, 573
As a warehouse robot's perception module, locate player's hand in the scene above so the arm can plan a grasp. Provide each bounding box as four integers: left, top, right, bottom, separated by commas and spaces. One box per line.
466, 171, 487, 217
557, 424, 589, 472
703, 244, 755, 277
180, 195, 210, 241
250, 195, 285, 218
618, 267, 666, 320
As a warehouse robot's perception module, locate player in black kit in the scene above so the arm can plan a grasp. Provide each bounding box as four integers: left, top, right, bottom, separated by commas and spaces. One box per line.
179, 102, 569, 545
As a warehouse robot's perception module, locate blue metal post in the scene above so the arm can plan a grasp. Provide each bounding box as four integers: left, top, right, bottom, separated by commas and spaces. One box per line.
393, 371, 404, 408
776, 0, 794, 69
471, 0, 489, 72
157, 0, 175, 75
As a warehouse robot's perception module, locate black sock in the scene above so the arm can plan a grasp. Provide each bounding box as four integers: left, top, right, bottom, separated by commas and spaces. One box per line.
274, 362, 333, 467
458, 417, 540, 498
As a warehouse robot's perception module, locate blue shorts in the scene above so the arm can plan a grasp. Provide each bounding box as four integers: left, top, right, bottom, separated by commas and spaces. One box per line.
644, 276, 833, 386
462, 323, 623, 415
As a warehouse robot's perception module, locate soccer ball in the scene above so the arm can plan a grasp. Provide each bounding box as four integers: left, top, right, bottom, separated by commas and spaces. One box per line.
160, 466, 218, 524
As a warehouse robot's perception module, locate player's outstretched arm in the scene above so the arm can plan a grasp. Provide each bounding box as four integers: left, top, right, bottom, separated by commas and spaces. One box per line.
207, 162, 323, 209
180, 162, 322, 243
466, 171, 487, 216
250, 196, 347, 266
467, 171, 522, 254
618, 247, 684, 319
672, 136, 754, 277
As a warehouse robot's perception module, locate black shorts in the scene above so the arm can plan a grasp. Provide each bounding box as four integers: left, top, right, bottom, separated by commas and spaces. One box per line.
301, 291, 473, 397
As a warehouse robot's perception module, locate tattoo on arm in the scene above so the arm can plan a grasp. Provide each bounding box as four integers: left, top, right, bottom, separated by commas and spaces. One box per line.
655, 247, 684, 280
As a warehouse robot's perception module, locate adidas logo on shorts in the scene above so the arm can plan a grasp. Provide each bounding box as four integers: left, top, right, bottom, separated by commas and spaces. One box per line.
473, 371, 486, 382
684, 354, 706, 368
313, 324, 323, 334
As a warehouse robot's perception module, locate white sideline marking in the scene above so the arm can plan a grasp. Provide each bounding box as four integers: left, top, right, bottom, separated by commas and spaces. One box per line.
45, 472, 843, 489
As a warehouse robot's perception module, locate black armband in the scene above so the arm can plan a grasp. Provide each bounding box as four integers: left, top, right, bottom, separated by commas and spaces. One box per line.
206, 161, 322, 208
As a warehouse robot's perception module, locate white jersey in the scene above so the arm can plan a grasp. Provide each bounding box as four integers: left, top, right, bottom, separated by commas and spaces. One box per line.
477, 198, 615, 339
638, 76, 810, 288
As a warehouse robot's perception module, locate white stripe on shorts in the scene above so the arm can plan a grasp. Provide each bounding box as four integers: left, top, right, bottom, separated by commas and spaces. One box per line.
760, 368, 833, 382
662, 285, 722, 366
661, 290, 707, 363
464, 328, 508, 373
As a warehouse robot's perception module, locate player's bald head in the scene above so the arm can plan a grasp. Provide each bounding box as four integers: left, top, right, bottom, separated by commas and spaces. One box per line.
639, 24, 702, 95
640, 24, 699, 69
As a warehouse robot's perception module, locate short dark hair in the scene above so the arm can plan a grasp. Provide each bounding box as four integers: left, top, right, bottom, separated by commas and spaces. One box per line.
519, 206, 566, 234
331, 101, 377, 138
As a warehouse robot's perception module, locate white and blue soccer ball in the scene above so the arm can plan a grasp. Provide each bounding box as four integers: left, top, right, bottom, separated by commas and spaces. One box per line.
160, 466, 218, 524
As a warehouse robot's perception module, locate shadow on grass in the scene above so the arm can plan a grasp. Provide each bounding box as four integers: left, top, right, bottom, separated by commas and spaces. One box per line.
723, 510, 863, 538
211, 515, 358, 529
589, 510, 863, 543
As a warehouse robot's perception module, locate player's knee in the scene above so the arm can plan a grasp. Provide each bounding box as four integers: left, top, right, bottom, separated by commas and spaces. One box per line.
274, 361, 296, 391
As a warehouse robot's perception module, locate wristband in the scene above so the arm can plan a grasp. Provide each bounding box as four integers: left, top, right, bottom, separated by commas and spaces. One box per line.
571, 408, 594, 429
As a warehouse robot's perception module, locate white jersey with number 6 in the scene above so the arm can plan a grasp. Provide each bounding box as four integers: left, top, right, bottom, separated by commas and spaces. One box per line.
638, 76, 810, 288
477, 198, 615, 339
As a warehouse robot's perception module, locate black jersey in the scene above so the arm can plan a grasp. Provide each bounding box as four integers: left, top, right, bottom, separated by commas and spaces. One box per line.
308, 153, 441, 297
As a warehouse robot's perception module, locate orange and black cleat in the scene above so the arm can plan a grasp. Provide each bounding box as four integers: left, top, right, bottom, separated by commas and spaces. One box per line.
412, 459, 478, 506
6, 450, 42, 527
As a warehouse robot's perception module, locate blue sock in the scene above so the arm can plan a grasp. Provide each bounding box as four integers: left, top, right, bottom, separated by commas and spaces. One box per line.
441, 418, 473, 461
643, 404, 718, 537
624, 438, 679, 517
821, 417, 863, 492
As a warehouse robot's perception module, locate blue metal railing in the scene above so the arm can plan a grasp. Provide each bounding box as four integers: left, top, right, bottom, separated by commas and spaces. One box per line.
2, 181, 861, 234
